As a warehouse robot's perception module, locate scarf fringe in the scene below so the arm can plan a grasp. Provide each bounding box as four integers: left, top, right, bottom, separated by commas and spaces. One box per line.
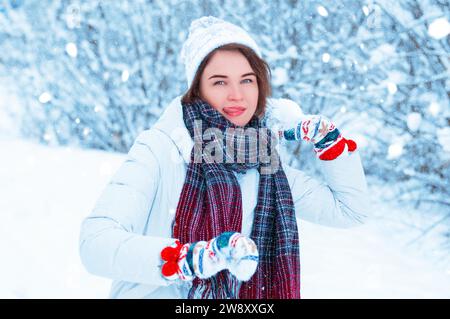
188, 271, 240, 299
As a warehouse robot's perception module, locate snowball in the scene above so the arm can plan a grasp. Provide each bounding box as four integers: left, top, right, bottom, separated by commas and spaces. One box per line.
265, 98, 304, 133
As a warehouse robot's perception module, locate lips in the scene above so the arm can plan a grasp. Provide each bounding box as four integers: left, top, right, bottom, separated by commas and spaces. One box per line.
223, 106, 246, 117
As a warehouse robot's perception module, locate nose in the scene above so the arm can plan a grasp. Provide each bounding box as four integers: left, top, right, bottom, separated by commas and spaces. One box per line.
227, 83, 244, 101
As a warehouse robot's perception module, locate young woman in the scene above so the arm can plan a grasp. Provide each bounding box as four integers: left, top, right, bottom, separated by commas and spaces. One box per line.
79, 16, 369, 299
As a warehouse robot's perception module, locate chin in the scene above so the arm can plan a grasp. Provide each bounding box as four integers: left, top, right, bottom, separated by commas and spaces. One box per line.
221, 110, 253, 127
229, 118, 250, 127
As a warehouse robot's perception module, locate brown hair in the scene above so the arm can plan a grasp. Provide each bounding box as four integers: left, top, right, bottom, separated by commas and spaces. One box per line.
181, 43, 272, 118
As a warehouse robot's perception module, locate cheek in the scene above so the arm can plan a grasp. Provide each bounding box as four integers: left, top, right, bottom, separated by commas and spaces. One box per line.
248, 85, 259, 99
201, 85, 222, 108
206, 95, 227, 114
248, 89, 259, 109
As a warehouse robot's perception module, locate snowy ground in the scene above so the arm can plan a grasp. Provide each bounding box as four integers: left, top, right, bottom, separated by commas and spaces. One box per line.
0, 136, 449, 299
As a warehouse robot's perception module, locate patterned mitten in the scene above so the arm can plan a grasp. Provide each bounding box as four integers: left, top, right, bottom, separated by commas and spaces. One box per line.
160, 232, 259, 282
281, 114, 357, 160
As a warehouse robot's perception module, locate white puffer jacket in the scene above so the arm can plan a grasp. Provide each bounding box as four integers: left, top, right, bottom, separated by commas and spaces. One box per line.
79, 95, 370, 298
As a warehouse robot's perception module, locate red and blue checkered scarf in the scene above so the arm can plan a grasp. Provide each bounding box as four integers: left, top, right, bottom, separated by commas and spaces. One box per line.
173, 98, 300, 299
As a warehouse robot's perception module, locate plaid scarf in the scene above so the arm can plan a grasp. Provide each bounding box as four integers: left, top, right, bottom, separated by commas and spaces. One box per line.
173, 98, 300, 299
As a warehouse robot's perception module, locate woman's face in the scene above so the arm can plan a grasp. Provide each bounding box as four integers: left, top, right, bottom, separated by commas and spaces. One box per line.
199, 50, 259, 127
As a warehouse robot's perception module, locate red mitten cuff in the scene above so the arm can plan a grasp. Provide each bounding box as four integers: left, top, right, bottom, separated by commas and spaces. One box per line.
160, 240, 194, 281
315, 136, 358, 161
160, 240, 183, 280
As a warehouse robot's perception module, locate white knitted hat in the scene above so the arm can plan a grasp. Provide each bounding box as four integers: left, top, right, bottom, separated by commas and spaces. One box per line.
180, 16, 262, 88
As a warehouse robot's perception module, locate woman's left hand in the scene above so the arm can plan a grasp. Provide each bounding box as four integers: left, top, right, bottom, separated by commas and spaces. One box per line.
280, 114, 357, 160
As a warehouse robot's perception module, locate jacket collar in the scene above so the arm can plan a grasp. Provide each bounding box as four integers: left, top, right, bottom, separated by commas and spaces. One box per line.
152, 95, 193, 164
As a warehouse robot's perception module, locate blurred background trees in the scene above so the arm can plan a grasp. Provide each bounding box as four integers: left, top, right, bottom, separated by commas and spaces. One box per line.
0, 0, 449, 252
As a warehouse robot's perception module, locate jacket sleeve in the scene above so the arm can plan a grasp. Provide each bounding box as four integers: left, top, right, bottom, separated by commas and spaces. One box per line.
284, 146, 371, 228
79, 130, 175, 286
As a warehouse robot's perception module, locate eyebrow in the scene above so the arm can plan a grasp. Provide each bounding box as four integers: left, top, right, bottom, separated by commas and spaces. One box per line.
208, 72, 257, 80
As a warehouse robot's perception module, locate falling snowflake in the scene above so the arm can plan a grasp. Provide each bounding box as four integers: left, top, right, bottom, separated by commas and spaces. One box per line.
428, 18, 450, 40
39, 92, 52, 104
317, 6, 328, 17
65, 42, 78, 58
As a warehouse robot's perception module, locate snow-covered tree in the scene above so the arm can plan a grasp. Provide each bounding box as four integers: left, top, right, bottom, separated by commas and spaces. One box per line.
0, 0, 202, 150
356, 0, 449, 214
0, 0, 449, 236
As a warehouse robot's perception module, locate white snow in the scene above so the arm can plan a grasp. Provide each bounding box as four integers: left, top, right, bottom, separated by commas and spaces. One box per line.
94, 104, 103, 113
43, 132, 52, 142
428, 18, 450, 40
82, 127, 91, 137
332, 58, 343, 68
65, 4, 81, 29
285, 45, 299, 59
0, 85, 22, 138
317, 6, 329, 17
38, 92, 52, 104
0, 136, 449, 298
65, 42, 78, 58
300, 221, 449, 298
322, 53, 330, 63
121, 69, 129, 82
271, 67, 289, 86
0, 137, 122, 298
369, 44, 396, 65
406, 112, 422, 132
362, 6, 370, 16
387, 142, 404, 159
437, 127, 450, 153
428, 102, 440, 116
386, 82, 398, 95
